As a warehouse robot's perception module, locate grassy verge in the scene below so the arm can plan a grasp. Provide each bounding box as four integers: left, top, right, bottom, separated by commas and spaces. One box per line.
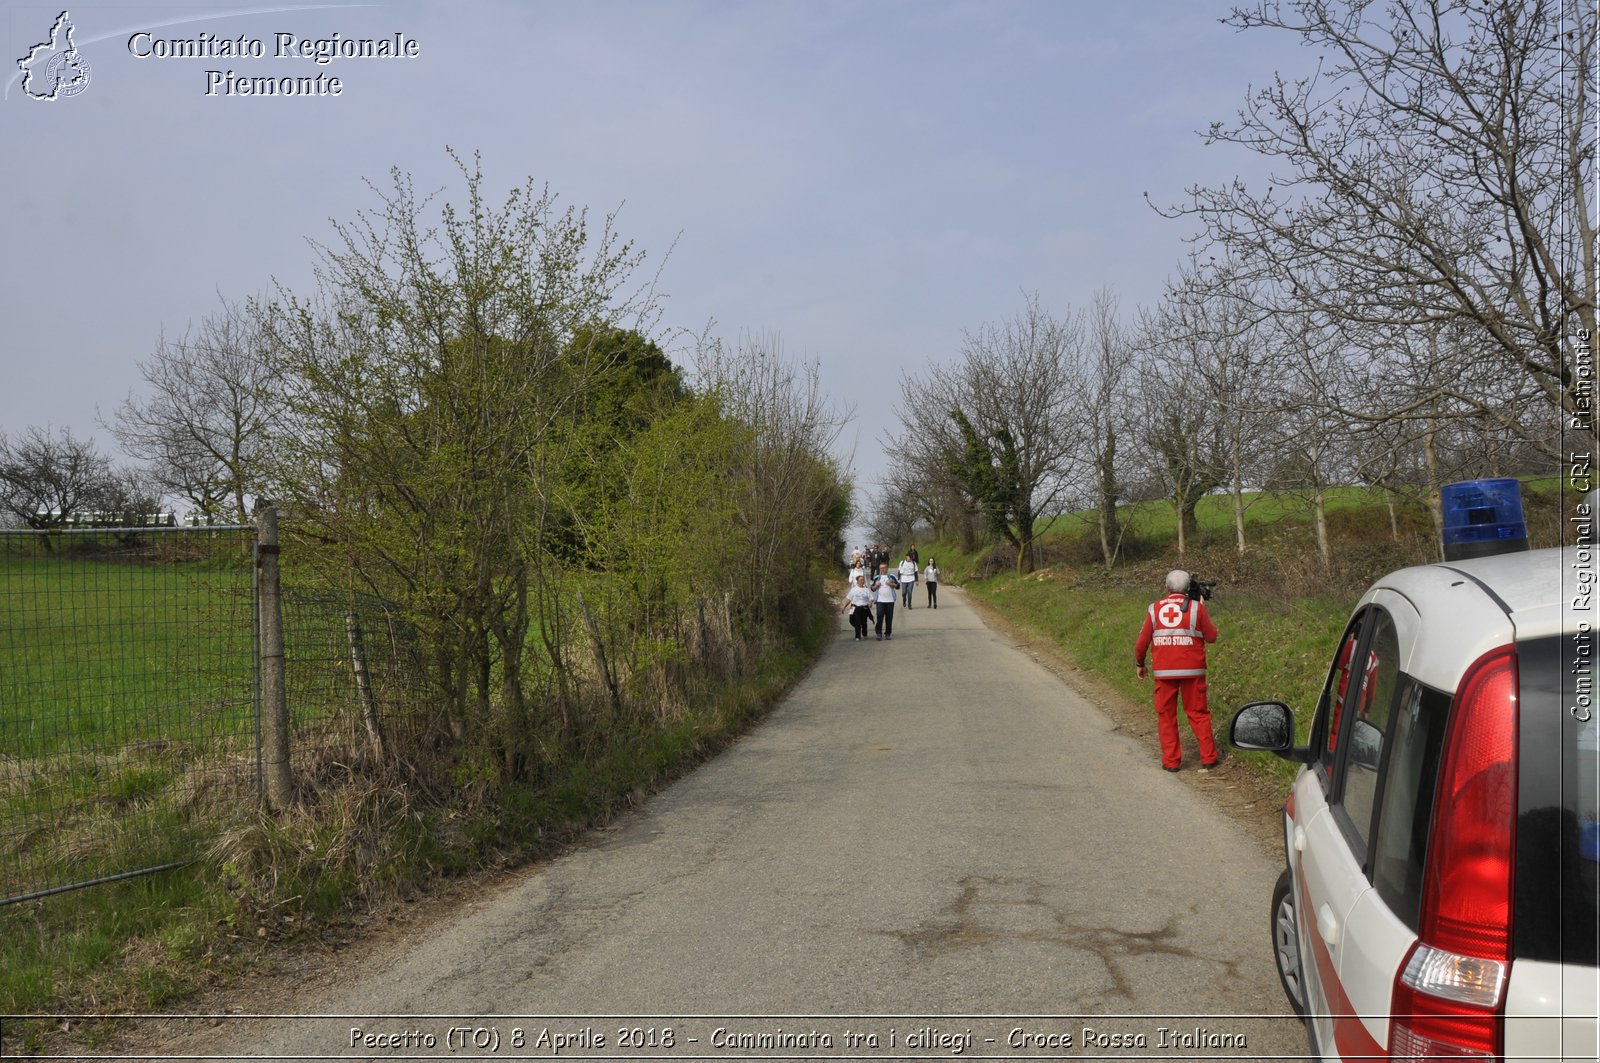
913, 489, 1503, 786
955, 570, 1348, 784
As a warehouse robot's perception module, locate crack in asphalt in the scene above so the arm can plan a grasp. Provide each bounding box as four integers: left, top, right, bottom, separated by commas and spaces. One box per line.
886, 874, 1244, 1005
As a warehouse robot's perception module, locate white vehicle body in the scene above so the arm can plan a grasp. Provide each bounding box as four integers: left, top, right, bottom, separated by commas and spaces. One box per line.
1237, 545, 1599, 1062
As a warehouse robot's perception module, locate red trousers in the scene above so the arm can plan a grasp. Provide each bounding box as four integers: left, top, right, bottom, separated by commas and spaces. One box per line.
1154, 676, 1218, 769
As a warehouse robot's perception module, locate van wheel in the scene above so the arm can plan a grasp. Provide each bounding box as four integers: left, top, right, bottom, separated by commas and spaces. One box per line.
1271, 868, 1307, 1015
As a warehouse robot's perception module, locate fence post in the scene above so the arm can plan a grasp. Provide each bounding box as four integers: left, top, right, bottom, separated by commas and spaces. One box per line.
346, 612, 387, 763
256, 504, 293, 809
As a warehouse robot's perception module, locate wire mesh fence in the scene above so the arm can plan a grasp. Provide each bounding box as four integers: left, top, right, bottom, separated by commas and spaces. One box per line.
276, 584, 431, 778
0, 526, 257, 904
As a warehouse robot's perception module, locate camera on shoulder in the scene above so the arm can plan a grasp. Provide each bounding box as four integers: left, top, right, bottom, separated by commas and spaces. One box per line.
1186, 576, 1218, 603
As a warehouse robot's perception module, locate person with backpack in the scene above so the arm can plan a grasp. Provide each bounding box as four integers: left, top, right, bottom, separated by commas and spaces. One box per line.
898, 553, 919, 607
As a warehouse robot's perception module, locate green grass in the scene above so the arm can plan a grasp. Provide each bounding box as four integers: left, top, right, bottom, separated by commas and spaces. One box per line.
1, 559, 839, 1028
0, 543, 260, 914
918, 477, 1575, 784
0, 864, 234, 1033
0, 552, 255, 758
961, 573, 1349, 763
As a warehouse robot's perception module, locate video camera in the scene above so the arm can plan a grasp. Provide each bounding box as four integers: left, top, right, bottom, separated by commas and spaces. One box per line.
1186, 576, 1218, 603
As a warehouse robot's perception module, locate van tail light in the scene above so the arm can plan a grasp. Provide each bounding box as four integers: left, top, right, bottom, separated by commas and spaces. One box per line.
1389, 646, 1517, 1061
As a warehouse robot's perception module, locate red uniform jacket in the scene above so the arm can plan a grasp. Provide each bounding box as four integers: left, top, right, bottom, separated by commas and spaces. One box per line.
1134, 592, 1218, 679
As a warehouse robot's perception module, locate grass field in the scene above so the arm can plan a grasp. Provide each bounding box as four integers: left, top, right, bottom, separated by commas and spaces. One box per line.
0, 535, 258, 908
0, 552, 255, 759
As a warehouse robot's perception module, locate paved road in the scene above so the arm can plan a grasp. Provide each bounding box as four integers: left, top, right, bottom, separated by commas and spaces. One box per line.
128, 585, 1306, 1061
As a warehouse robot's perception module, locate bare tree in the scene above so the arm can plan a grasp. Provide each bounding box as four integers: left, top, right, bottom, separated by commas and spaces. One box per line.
110, 296, 276, 522
866, 481, 921, 551
1338, 317, 1557, 549
878, 403, 979, 550
1159, 259, 1283, 555
1130, 305, 1231, 556
1261, 319, 1362, 567
0, 425, 118, 528
1083, 287, 1134, 567
889, 294, 1088, 574
1164, 0, 1596, 444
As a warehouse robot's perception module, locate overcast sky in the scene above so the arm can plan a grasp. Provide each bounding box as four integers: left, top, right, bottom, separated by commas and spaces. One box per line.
2, 0, 1306, 539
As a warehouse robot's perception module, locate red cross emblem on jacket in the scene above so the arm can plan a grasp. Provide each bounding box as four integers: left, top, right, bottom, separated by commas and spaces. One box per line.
1134, 592, 1218, 678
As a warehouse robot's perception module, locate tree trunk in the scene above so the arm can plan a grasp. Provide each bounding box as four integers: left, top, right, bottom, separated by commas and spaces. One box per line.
1423, 418, 1444, 559
1014, 509, 1036, 575
577, 592, 623, 718
1097, 431, 1120, 568
1230, 441, 1247, 555
1313, 485, 1331, 568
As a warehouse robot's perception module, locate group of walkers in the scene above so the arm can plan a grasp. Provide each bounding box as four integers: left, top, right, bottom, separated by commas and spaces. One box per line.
842, 544, 939, 642
843, 547, 1220, 773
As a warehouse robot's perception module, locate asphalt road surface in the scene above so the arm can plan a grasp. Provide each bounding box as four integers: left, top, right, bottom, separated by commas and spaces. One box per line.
120, 585, 1308, 1062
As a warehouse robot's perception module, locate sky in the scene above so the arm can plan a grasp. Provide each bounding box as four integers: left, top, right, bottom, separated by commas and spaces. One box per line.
1, 0, 1307, 544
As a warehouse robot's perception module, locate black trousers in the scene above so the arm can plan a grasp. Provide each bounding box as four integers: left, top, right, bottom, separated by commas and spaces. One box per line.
849, 606, 872, 637
874, 601, 895, 637
927, 581, 938, 607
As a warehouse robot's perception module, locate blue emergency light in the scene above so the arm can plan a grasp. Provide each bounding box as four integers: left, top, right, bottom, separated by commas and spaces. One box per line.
1440, 478, 1529, 561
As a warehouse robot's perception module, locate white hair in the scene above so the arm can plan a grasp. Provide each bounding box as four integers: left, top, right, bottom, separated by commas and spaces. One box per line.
1165, 569, 1190, 593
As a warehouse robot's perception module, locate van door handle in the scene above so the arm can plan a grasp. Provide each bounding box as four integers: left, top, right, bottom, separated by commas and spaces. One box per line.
1317, 904, 1340, 946
1293, 826, 1307, 852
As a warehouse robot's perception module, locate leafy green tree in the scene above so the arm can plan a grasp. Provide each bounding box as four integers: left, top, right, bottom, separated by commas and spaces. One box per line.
547, 325, 689, 566
947, 409, 1030, 560
258, 151, 650, 776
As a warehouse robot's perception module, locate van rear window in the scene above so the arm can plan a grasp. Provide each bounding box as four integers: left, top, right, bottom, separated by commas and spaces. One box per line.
1514, 635, 1599, 967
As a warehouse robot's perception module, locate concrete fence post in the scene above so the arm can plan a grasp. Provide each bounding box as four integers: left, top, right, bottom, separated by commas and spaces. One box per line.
256, 504, 293, 810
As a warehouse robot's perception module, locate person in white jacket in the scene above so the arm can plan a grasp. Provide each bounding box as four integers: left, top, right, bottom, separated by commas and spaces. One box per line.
872, 563, 899, 639
923, 558, 939, 608
898, 554, 919, 608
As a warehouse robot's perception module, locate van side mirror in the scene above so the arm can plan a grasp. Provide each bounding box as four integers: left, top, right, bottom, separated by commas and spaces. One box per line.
1230, 701, 1315, 763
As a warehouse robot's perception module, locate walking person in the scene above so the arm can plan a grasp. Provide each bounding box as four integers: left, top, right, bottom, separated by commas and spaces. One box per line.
847, 553, 867, 587
843, 573, 874, 641
924, 557, 939, 608
872, 562, 898, 640
1133, 569, 1220, 772
898, 553, 918, 608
